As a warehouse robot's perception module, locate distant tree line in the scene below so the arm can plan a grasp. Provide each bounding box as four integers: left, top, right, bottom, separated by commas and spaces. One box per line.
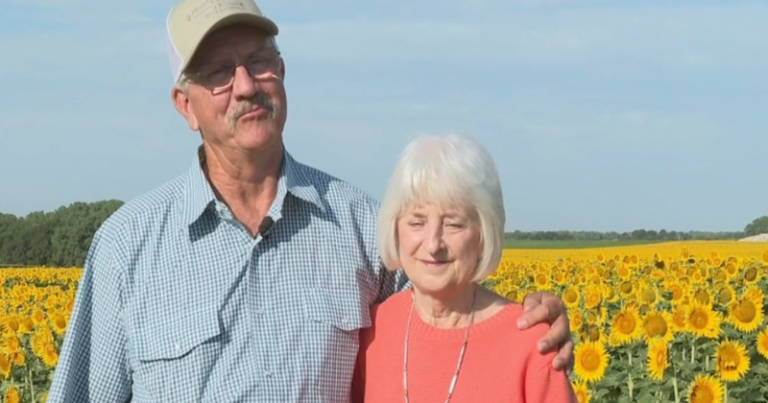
0, 200, 124, 267
504, 229, 745, 241
1, 200, 766, 267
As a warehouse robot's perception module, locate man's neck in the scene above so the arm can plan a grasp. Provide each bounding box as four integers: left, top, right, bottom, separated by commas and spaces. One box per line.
202, 142, 284, 236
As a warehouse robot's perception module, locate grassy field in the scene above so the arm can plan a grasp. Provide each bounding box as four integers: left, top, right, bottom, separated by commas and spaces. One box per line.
504, 239, 668, 249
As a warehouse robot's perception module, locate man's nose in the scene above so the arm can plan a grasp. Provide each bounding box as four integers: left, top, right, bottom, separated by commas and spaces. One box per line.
231, 65, 258, 98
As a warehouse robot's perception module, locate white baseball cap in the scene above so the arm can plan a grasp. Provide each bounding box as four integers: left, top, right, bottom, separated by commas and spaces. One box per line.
166, 0, 279, 83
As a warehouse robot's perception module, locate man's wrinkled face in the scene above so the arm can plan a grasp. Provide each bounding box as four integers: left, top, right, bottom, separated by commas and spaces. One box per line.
174, 25, 287, 154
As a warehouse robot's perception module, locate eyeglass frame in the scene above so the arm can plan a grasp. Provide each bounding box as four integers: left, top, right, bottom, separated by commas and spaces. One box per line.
184, 46, 283, 95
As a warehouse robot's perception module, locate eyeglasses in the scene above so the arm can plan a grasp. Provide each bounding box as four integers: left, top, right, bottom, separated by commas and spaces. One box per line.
187, 48, 282, 95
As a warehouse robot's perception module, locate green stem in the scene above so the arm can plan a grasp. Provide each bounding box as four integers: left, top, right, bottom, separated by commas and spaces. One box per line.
627, 350, 634, 399
27, 361, 36, 403
691, 338, 696, 364
673, 374, 680, 403
724, 383, 728, 403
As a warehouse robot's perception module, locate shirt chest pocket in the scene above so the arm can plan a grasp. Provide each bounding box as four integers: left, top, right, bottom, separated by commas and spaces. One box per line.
300, 288, 371, 400
130, 304, 224, 402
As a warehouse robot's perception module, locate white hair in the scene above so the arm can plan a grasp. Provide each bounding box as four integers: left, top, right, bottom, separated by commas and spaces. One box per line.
377, 133, 506, 282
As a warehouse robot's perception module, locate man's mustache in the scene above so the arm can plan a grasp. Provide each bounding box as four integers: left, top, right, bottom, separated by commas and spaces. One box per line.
228, 92, 276, 130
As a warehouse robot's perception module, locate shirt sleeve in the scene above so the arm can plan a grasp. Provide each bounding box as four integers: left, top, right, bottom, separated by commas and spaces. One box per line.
375, 259, 410, 303
46, 223, 132, 403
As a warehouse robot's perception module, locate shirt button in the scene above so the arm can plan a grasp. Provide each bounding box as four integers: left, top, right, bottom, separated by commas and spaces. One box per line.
341, 316, 350, 325
255, 307, 264, 314
174, 343, 181, 352
265, 371, 273, 378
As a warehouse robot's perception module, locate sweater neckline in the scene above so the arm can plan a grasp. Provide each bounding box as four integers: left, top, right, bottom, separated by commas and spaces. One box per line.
396, 290, 519, 342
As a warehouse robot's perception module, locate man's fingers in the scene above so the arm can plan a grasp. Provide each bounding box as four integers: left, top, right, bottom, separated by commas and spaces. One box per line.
552, 340, 575, 373
521, 291, 542, 313
517, 299, 552, 330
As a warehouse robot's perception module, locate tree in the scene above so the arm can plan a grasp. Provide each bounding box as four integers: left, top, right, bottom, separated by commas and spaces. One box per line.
744, 216, 768, 237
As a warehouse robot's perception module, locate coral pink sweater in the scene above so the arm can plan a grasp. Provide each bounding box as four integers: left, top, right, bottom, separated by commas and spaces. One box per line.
352, 290, 577, 403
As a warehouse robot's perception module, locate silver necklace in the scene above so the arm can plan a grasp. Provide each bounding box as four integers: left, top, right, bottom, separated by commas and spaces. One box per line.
403, 287, 477, 403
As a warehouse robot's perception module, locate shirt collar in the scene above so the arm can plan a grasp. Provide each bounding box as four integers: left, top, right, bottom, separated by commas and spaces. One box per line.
181, 145, 326, 226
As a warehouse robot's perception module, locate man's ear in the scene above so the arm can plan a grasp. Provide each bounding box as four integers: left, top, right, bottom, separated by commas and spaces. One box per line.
172, 85, 200, 131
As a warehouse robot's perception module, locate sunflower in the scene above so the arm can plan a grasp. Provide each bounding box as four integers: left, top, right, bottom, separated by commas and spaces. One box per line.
0, 353, 11, 378
666, 282, 687, 305
687, 374, 724, 403
693, 288, 711, 305
573, 341, 609, 383
50, 312, 69, 335
727, 287, 764, 333
671, 305, 689, 333
646, 339, 668, 381
563, 286, 580, 309
742, 264, 761, 284
570, 311, 584, 333
687, 302, 721, 339
639, 285, 658, 306
571, 380, 591, 403
715, 285, 736, 307
3, 385, 20, 403
609, 305, 643, 346
642, 310, 674, 343
757, 327, 768, 360
40, 341, 59, 367
579, 324, 606, 344
714, 339, 750, 383
584, 287, 602, 309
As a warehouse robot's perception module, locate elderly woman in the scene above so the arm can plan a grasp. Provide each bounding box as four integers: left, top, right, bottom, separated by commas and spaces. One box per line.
352, 134, 576, 403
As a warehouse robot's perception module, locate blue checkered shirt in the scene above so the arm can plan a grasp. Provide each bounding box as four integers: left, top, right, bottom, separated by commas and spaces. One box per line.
47, 147, 408, 402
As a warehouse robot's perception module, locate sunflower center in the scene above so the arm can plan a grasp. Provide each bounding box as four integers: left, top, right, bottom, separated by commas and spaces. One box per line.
717, 289, 733, 305
617, 313, 637, 334
564, 289, 578, 304
690, 309, 709, 329
580, 349, 600, 371
621, 281, 633, 294
717, 346, 741, 371
671, 286, 683, 301
690, 385, 714, 403
732, 300, 756, 323
642, 288, 656, 304
587, 326, 601, 342
536, 274, 548, 286
694, 289, 710, 305
745, 268, 757, 282
645, 316, 668, 337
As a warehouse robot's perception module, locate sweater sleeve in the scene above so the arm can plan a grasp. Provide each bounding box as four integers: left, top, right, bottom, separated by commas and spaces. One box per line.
351, 305, 379, 403
525, 359, 578, 403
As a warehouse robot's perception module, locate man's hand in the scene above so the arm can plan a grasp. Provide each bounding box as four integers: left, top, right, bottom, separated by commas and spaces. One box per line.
517, 291, 573, 373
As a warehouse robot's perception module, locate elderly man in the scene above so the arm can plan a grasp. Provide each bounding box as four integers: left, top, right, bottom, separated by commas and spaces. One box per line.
47, 0, 573, 401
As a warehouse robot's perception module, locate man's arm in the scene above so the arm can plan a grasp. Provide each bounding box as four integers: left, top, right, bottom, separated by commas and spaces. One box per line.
375, 259, 410, 304
47, 225, 132, 403
517, 291, 574, 372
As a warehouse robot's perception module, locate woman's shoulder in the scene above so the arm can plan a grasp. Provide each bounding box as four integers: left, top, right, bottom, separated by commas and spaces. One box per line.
369, 289, 412, 324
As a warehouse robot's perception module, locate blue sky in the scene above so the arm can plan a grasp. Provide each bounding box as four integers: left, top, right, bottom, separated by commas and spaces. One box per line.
1, 0, 766, 232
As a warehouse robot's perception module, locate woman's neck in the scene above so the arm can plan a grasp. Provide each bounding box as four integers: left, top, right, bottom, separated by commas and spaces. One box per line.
411, 284, 477, 329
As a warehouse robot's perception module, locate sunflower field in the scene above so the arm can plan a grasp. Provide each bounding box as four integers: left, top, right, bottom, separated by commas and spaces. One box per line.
486, 241, 768, 403
2, 241, 768, 402
0, 267, 78, 403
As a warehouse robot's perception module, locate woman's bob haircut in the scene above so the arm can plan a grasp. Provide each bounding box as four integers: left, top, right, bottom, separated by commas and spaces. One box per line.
377, 133, 506, 283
